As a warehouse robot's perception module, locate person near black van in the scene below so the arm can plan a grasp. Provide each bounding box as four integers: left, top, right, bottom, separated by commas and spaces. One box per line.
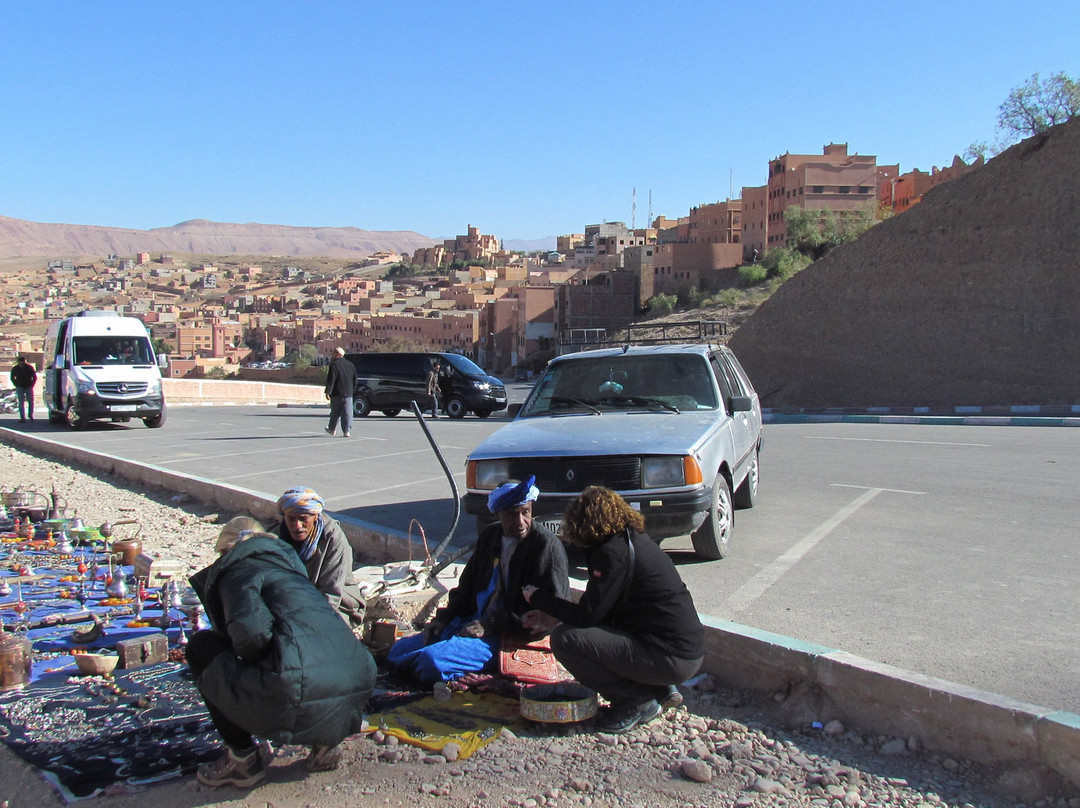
324, 347, 356, 437
425, 360, 442, 419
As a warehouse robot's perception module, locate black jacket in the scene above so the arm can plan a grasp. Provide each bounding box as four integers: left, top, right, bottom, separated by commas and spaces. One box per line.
325, 356, 357, 398
10, 362, 36, 389
438, 520, 569, 636
189, 534, 375, 746
530, 529, 704, 660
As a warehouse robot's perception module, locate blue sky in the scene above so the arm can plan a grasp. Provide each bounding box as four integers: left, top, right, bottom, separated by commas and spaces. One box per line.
2, 1, 1077, 242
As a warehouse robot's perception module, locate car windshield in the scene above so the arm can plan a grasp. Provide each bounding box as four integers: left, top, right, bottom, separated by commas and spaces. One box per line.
442, 354, 487, 377
72, 336, 153, 366
522, 353, 718, 416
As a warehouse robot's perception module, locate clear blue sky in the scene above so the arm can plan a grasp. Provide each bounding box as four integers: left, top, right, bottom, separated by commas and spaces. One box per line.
2, 1, 1077, 242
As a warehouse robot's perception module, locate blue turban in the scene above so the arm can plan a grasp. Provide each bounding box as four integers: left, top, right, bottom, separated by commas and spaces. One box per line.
487, 475, 540, 514
277, 487, 325, 515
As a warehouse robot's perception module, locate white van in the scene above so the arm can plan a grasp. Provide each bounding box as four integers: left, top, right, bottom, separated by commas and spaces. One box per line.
43, 310, 167, 429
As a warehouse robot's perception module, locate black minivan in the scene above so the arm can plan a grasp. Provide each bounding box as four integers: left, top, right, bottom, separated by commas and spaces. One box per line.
344, 352, 507, 419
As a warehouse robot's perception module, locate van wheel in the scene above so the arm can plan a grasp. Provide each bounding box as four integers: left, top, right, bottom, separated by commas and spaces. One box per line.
691, 474, 733, 560
445, 397, 468, 419
144, 409, 166, 428
733, 449, 759, 509
65, 399, 87, 431
382, 409, 401, 417
353, 397, 372, 417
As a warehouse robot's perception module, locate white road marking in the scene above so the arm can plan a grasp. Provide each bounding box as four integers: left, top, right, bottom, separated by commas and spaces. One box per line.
806, 435, 989, 447
722, 486, 921, 616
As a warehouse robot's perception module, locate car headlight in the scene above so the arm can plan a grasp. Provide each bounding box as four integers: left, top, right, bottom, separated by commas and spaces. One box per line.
468, 459, 511, 490
148, 378, 161, 394
642, 456, 703, 488
470, 380, 491, 392
76, 380, 96, 395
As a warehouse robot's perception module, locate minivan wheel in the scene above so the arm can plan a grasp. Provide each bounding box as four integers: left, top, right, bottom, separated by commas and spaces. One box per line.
445, 397, 468, 419
733, 449, 759, 509
382, 409, 401, 417
66, 398, 87, 431
353, 397, 372, 417
691, 474, 733, 560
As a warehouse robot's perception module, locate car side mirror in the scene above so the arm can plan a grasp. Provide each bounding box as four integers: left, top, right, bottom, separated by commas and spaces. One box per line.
157, 355, 168, 369
56, 355, 67, 370
508, 403, 523, 419
729, 395, 753, 413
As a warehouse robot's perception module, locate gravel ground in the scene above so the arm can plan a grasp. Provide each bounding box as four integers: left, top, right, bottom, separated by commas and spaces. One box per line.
0, 442, 1065, 808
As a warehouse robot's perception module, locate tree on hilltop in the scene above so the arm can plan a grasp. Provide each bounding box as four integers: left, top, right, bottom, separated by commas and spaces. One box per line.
967, 71, 1079, 160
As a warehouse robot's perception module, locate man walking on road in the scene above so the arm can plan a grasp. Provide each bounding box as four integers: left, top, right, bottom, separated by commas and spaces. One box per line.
9, 356, 37, 422
425, 360, 441, 419
324, 347, 356, 437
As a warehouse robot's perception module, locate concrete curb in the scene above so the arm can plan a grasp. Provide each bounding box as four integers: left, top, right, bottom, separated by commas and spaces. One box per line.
764, 405, 1080, 427
3, 428, 1079, 799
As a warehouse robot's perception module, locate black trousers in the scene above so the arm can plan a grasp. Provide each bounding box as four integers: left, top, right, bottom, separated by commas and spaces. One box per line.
186, 630, 255, 752
550, 624, 703, 707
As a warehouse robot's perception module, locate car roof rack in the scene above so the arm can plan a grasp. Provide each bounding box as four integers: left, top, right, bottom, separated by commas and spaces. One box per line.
557, 320, 728, 354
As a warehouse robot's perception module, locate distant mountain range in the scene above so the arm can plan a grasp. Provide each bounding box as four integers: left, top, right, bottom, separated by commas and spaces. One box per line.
0, 215, 439, 261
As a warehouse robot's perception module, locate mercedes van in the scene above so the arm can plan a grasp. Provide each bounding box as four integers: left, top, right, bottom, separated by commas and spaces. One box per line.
344, 352, 506, 419
43, 311, 167, 429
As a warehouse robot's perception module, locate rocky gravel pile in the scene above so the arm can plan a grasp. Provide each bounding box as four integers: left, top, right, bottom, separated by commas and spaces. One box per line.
0, 442, 1064, 808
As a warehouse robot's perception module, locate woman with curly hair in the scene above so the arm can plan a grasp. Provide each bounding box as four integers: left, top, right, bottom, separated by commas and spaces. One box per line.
522, 486, 704, 734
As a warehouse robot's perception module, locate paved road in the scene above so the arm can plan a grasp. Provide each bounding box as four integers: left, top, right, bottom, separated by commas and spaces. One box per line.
14, 402, 1080, 715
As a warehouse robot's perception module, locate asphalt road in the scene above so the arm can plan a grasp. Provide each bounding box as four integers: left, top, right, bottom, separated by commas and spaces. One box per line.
16, 397, 1080, 715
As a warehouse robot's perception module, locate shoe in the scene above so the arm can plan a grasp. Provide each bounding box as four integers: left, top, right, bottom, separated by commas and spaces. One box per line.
196, 746, 266, 788
595, 699, 662, 734
342, 432, 351, 438
324, 427, 335, 436
660, 684, 684, 710
18, 419, 25, 423
306, 743, 343, 772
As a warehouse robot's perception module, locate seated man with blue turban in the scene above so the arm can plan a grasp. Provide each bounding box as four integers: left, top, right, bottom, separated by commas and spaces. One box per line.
274, 486, 365, 626
389, 476, 569, 685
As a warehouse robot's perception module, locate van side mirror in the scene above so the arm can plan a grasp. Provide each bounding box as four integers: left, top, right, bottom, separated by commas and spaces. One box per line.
157, 355, 168, 369
56, 355, 67, 370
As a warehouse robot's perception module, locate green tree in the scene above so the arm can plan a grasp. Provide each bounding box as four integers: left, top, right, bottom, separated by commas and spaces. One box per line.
152, 337, 174, 355
784, 204, 877, 261
648, 293, 677, 316
998, 71, 1080, 141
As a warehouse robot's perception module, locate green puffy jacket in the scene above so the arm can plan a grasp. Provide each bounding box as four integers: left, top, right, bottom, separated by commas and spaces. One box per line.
189, 534, 375, 746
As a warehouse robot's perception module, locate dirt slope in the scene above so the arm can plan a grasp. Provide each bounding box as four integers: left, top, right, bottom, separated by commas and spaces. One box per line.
729, 118, 1080, 409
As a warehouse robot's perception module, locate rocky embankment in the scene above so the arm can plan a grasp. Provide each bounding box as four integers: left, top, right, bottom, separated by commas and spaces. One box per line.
0, 443, 1060, 808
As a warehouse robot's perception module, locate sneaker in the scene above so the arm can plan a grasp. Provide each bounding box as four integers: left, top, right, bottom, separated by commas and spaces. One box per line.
660, 684, 684, 710
595, 699, 662, 734
342, 432, 351, 438
306, 743, 343, 772
197, 746, 266, 788
324, 427, 335, 436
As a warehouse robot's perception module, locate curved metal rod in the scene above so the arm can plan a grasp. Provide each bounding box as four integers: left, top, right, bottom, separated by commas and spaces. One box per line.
409, 400, 460, 561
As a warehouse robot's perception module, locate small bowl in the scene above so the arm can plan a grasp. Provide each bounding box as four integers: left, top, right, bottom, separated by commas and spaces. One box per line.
73, 652, 119, 676
519, 683, 598, 723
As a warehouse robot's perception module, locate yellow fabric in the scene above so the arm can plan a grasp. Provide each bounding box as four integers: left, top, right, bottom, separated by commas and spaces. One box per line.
366, 692, 525, 758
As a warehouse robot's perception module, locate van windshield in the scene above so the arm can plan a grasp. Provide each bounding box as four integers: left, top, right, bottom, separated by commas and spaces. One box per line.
441, 354, 487, 377
72, 336, 154, 366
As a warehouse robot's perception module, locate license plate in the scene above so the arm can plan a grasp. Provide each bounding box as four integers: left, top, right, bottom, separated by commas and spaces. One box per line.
538, 518, 562, 537
110, 405, 137, 412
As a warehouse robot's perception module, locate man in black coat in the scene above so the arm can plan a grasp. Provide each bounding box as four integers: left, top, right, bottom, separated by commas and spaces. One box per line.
324, 347, 356, 437
9, 356, 36, 422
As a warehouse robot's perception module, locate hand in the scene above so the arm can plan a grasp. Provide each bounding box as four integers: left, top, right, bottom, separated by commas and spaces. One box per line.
423, 619, 446, 644
522, 584, 538, 603
522, 609, 560, 635
455, 619, 489, 639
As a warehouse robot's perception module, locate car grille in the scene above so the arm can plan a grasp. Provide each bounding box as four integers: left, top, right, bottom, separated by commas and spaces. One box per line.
97, 382, 149, 396
509, 456, 641, 493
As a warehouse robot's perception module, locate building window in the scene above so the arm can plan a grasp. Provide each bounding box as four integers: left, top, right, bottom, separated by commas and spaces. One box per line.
812, 186, 823, 194
839, 186, 851, 194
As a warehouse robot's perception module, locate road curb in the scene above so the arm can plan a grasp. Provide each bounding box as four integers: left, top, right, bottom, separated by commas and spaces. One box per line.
764, 405, 1080, 426
3, 428, 1079, 799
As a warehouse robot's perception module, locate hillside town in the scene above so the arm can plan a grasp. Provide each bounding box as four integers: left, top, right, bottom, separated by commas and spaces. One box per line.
0, 143, 979, 381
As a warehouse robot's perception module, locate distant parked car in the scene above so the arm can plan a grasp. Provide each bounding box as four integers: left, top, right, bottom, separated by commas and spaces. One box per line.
464, 334, 762, 560
514, 368, 530, 382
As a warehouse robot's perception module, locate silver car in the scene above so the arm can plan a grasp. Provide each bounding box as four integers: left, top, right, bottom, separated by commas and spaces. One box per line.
463, 342, 762, 559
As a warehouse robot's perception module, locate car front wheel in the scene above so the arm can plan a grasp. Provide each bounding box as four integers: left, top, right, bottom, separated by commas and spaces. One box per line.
691, 474, 733, 560
353, 397, 372, 417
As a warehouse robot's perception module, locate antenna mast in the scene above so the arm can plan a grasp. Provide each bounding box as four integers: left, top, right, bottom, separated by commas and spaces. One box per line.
631, 187, 636, 230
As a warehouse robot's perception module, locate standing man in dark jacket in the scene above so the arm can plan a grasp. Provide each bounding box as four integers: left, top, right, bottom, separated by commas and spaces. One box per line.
9, 356, 37, 422
324, 346, 356, 437
188, 517, 376, 788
